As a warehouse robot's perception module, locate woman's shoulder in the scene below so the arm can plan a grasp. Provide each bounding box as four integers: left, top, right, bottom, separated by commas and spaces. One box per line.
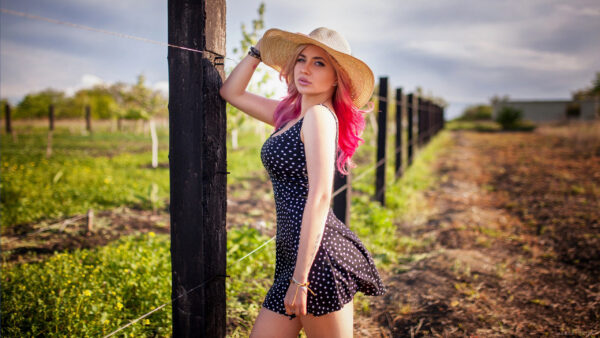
304, 104, 337, 126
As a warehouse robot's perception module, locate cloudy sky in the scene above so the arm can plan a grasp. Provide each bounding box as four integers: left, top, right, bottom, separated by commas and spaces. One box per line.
1, 0, 599, 119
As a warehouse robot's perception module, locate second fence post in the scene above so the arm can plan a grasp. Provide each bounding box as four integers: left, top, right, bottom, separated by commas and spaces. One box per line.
407, 93, 414, 167
375, 77, 388, 206
395, 88, 403, 179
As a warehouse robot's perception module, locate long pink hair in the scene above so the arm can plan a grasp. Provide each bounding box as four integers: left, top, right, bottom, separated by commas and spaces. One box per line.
272, 44, 374, 176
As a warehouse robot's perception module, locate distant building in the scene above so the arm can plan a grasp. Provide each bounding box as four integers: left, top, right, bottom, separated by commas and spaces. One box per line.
492, 98, 599, 123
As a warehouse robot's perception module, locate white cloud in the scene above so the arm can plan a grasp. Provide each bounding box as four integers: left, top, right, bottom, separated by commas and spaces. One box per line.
153, 81, 169, 96
404, 39, 582, 72
64, 74, 105, 97
0, 40, 93, 102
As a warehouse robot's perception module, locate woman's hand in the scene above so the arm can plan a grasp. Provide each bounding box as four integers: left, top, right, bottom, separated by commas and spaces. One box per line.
284, 281, 308, 316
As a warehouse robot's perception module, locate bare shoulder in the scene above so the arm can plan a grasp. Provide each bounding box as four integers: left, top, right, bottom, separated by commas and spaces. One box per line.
300, 105, 337, 143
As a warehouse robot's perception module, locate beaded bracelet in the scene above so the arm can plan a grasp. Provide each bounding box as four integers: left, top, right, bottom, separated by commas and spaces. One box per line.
290, 276, 316, 296
248, 46, 261, 61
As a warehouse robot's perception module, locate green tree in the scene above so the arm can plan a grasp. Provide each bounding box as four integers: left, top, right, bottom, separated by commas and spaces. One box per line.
572, 71, 600, 100
15, 89, 66, 118
226, 2, 275, 149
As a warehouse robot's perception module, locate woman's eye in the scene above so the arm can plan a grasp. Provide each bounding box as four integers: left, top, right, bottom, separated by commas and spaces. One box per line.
297, 58, 305, 62
315, 61, 325, 67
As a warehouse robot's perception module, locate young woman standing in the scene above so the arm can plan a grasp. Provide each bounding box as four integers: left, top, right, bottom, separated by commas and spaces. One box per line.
220, 27, 386, 337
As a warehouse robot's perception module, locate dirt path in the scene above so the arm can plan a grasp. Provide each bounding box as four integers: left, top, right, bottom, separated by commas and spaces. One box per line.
367, 127, 600, 337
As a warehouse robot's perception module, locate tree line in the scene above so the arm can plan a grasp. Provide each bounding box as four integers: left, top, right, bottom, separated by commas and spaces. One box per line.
1, 74, 168, 120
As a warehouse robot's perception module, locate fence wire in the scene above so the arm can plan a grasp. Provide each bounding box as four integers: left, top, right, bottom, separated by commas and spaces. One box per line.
2, 6, 443, 336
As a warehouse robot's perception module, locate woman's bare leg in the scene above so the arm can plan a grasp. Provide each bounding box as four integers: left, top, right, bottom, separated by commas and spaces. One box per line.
249, 307, 303, 338
299, 300, 353, 338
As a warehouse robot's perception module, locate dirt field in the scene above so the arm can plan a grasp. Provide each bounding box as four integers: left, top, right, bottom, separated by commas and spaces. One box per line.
365, 123, 600, 337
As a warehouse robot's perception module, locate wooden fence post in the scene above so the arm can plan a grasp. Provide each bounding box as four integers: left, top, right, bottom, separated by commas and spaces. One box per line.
375, 76, 388, 206
333, 172, 351, 226
168, 0, 227, 336
5, 103, 11, 134
424, 99, 431, 144
49, 104, 55, 131
441, 105, 445, 130
85, 105, 92, 132
394, 88, 403, 179
407, 93, 414, 167
417, 97, 424, 147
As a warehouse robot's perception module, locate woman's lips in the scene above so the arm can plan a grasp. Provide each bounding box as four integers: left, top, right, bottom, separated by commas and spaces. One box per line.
298, 78, 311, 86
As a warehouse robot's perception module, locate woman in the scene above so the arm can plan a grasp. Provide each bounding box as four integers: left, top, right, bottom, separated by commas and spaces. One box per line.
219, 27, 386, 337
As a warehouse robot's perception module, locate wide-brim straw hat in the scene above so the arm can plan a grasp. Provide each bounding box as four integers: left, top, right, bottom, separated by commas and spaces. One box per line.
260, 27, 374, 109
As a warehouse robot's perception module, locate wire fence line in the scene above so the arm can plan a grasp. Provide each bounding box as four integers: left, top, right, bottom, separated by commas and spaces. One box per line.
2, 6, 440, 335
103, 236, 276, 338
0, 7, 230, 62
103, 138, 407, 336
1, 8, 440, 108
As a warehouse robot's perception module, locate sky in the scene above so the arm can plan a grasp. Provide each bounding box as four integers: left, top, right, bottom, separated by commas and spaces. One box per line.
1, 0, 599, 119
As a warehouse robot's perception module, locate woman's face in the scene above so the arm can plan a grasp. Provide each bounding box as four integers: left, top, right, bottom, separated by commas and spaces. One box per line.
293, 45, 337, 98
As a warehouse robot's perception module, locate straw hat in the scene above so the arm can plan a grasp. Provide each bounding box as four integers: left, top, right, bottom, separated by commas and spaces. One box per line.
259, 27, 374, 108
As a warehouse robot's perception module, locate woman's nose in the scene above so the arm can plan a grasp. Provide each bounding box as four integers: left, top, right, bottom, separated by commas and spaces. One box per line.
300, 62, 310, 74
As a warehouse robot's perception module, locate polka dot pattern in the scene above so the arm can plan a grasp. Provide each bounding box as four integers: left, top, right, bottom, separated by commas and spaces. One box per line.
260, 104, 386, 318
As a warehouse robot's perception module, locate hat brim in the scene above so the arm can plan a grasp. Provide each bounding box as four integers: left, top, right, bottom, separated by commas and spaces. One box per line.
260, 28, 374, 109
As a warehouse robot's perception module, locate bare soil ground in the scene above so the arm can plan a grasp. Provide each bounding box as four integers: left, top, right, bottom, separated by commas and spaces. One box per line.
363, 123, 600, 337
1, 177, 276, 263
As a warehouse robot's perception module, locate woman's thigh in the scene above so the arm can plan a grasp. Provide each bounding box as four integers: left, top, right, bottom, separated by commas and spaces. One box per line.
300, 300, 354, 338
249, 306, 302, 338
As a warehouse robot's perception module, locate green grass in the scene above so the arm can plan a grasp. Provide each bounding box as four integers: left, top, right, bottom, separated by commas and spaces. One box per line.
1, 121, 451, 336
0, 123, 271, 230
445, 120, 502, 132
1, 232, 172, 337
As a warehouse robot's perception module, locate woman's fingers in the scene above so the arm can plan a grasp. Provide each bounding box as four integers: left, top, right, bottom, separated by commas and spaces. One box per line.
283, 282, 310, 316
292, 287, 308, 316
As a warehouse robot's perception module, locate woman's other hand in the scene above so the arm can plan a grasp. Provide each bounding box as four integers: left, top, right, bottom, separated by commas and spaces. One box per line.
284, 282, 308, 316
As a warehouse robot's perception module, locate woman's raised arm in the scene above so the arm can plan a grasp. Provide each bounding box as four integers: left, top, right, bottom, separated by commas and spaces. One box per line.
219, 39, 280, 127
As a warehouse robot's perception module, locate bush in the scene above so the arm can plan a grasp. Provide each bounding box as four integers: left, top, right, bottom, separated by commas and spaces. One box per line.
457, 104, 493, 121
496, 106, 524, 129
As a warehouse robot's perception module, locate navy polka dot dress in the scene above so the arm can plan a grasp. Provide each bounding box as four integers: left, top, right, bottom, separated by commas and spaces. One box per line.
260, 103, 386, 318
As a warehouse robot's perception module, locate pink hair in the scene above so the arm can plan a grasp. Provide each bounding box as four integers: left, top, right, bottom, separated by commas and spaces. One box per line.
272, 44, 374, 176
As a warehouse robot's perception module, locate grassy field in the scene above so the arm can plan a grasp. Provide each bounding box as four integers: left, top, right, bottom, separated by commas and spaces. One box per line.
1, 116, 448, 336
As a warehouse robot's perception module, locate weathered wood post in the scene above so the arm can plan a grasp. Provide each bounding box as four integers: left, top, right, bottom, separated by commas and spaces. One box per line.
417, 96, 423, 147
168, 0, 227, 336
85, 105, 92, 132
333, 172, 351, 226
4, 103, 11, 134
375, 76, 388, 206
394, 88, 403, 179
441, 105, 445, 130
49, 104, 55, 131
407, 93, 414, 167
424, 99, 430, 144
